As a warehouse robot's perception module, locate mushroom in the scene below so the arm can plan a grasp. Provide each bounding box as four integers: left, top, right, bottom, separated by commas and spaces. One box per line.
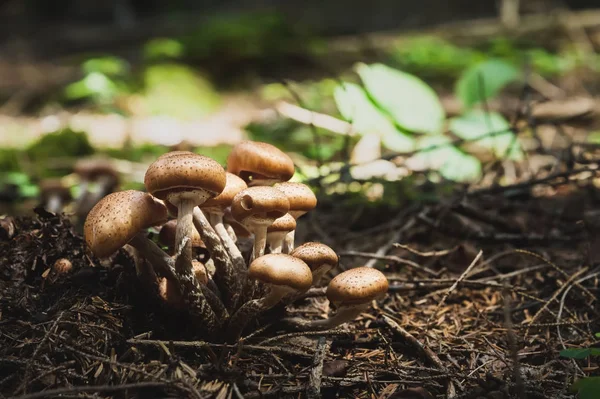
273, 182, 317, 252
230, 186, 290, 261
158, 219, 207, 258
227, 254, 312, 341
74, 158, 120, 217
282, 267, 388, 331
227, 141, 295, 186
267, 214, 296, 254
84, 190, 222, 335
39, 178, 72, 214
290, 242, 338, 285
144, 151, 226, 279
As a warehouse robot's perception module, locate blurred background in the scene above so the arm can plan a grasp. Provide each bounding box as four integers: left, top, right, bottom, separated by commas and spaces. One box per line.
1, 0, 600, 221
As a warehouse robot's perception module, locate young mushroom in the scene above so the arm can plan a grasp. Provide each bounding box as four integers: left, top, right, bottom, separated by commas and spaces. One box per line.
144, 151, 226, 280
290, 242, 338, 286
273, 182, 317, 252
266, 213, 296, 254
227, 141, 295, 186
39, 178, 72, 214
74, 158, 120, 217
230, 186, 290, 261
227, 254, 312, 341
281, 267, 388, 331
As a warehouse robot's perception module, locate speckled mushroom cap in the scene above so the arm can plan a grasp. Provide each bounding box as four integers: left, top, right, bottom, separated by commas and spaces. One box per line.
201, 172, 247, 213
290, 242, 338, 272
226, 141, 295, 185
159, 219, 205, 248
249, 254, 312, 291
267, 213, 296, 233
326, 267, 388, 306
144, 151, 226, 206
74, 159, 119, 182
39, 178, 72, 202
274, 182, 317, 218
230, 186, 290, 227
84, 190, 168, 258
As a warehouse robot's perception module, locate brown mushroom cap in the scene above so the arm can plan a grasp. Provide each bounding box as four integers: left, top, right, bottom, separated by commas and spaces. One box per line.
290, 242, 338, 272
230, 186, 290, 227
249, 254, 312, 291
84, 190, 168, 258
326, 267, 388, 306
267, 213, 297, 233
226, 141, 295, 185
53, 258, 73, 274
159, 219, 205, 249
201, 172, 247, 212
223, 207, 251, 237
74, 158, 119, 182
274, 182, 317, 218
144, 151, 226, 206
39, 178, 72, 202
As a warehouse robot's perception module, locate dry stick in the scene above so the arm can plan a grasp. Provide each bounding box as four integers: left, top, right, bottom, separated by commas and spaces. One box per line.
425, 250, 483, 329
363, 217, 416, 268
340, 251, 437, 276
503, 285, 526, 399
307, 337, 331, 399
383, 316, 456, 398
515, 249, 597, 303
393, 243, 460, 257
525, 266, 589, 336
192, 207, 241, 310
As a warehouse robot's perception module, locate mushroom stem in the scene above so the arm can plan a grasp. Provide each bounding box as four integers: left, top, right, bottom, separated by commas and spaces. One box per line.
193, 207, 241, 310
227, 288, 289, 342
225, 224, 237, 242
283, 230, 295, 253
267, 232, 286, 254
174, 199, 196, 275
251, 227, 268, 262
209, 212, 247, 275
128, 233, 177, 279
281, 303, 371, 331
46, 195, 63, 214
200, 284, 229, 320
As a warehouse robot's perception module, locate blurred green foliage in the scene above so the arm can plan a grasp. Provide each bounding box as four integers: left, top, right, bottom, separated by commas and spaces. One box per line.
26, 129, 95, 177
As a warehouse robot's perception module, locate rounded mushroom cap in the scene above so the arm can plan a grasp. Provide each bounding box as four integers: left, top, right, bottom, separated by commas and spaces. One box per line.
74, 158, 119, 182
84, 190, 168, 258
201, 172, 247, 212
291, 242, 338, 271
226, 141, 295, 185
274, 182, 317, 218
159, 219, 205, 249
53, 258, 73, 274
144, 151, 226, 206
326, 267, 388, 306
230, 186, 290, 227
39, 178, 72, 202
249, 254, 312, 291
267, 213, 296, 233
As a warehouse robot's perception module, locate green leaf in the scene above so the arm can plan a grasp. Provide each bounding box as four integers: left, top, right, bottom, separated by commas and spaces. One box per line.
143, 38, 184, 60
590, 348, 600, 356
64, 72, 118, 101
408, 136, 482, 183
595, 332, 600, 338
456, 59, 521, 107
333, 82, 414, 152
356, 63, 445, 135
560, 348, 591, 359
450, 110, 523, 160
571, 377, 600, 399
82, 56, 128, 76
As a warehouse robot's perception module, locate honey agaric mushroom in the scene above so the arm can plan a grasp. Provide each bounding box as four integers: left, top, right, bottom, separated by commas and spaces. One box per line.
273, 182, 317, 252
290, 242, 338, 285
39, 178, 72, 214
267, 214, 296, 254
227, 254, 312, 341
84, 190, 222, 335
282, 267, 388, 331
74, 158, 120, 217
158, 219, 206, 256
144, 151, 226, 281
231, 186, 290, 261
227, 141, 295, 186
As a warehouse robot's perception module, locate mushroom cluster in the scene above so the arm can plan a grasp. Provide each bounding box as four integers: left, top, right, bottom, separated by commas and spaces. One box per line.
83, 141, 389, 341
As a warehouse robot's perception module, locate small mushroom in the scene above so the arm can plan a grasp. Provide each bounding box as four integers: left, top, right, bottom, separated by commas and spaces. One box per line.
267, 214, 296, 254
274, 182, 317, 252
227, 141, 295, 186
290, 242, 338, 285
144, 151, 226, 278
227, 254, 312, 341
158, 219, 206, 257
74, 158, 120, 217
39, 178, 72, 214
230, 186, 290, 260
53, 258, 73, 275
282, 267, 388, 331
